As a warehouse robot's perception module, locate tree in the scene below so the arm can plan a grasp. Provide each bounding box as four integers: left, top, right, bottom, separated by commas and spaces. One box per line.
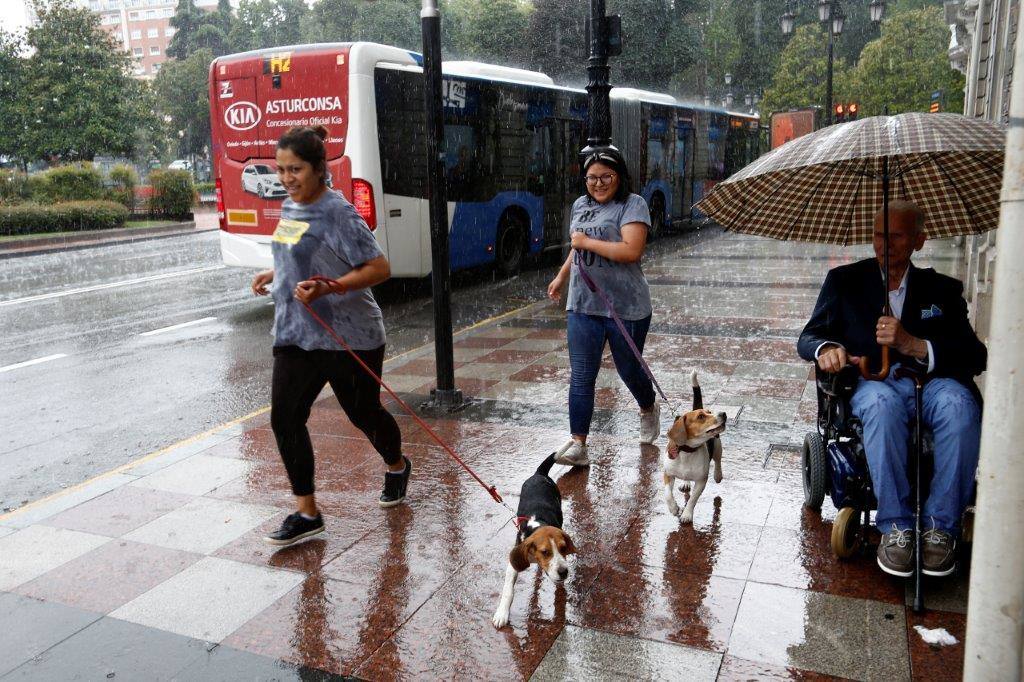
847, 7, 965, 116
230, 0, 309, 53
0, 30, 27, 166
447, 0, 531, 65
302, 0, 359, 43
608, 0, 698, 92
155, 48, 212, 159
761, 23, 851, 116
19, 0, 142, 162
167, 0, 231, 59
127, 80, 170, 164
353, 0, 420, 50
523, 0, 588, 83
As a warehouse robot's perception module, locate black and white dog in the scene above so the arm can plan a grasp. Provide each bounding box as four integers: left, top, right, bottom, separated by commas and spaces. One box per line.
492, 454, 576, 629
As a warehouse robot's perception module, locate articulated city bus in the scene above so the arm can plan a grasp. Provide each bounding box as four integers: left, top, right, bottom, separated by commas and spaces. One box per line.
208, 42, 761, 277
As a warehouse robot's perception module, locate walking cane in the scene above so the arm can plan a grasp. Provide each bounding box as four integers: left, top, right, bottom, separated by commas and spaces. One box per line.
895, 366, 926, 612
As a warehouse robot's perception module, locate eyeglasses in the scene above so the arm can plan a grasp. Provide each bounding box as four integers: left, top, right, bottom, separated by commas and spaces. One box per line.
585, 173, 617, 186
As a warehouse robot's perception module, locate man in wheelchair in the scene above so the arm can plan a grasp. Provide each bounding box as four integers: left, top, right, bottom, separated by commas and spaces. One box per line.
797, 201, 987, 578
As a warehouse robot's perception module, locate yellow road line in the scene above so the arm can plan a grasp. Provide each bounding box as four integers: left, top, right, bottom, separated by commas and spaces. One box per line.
0, 297, 549, 524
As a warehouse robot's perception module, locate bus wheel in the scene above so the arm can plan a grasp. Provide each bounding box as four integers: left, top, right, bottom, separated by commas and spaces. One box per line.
649, 195, 665, 240
495, 213, 527, 277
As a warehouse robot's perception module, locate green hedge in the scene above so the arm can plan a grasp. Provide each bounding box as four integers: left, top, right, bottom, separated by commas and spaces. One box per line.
108, 164, 138, 211
148, 169, 194, 218
33, 164, 106, 203
0, 201, 129, 236
0, 170, 31, 205
195, 181, 215, 195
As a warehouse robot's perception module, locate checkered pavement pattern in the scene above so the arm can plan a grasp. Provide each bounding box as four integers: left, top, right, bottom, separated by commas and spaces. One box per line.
0, 231, 972, 680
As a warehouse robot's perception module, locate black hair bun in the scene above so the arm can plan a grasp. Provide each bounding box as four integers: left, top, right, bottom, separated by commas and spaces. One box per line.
311, 125, 329, 141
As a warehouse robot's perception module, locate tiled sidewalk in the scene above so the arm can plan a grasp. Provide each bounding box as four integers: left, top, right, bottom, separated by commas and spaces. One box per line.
0, 230, 970, 680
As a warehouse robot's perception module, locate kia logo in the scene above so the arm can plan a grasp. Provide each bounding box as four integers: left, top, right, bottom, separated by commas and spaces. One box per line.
224, 101, 261, 131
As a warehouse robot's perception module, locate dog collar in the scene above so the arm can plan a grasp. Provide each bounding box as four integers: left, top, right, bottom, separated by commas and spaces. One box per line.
677, 444, 702, 453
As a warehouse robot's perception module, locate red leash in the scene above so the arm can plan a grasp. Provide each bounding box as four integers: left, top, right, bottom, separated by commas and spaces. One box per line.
299, 276, 510, 512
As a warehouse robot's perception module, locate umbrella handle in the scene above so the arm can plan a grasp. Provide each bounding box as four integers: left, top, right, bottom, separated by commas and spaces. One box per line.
857, 346, 891, 381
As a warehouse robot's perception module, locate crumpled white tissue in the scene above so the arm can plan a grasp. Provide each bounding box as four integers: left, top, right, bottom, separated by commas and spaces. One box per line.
914, 625, 958, 646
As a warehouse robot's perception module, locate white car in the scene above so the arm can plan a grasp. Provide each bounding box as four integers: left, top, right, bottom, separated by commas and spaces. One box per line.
168, 159, 192, 170
241, 164, 287, 199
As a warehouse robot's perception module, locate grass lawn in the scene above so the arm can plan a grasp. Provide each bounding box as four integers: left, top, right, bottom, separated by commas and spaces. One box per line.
0, 219, 182, 243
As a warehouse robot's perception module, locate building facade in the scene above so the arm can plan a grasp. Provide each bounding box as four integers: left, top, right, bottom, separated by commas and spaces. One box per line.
948, 0, 1019, 347
79, 0, 219, 78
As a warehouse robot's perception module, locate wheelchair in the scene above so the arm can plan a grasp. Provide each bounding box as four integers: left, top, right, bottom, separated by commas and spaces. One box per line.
800, 365, 936, 560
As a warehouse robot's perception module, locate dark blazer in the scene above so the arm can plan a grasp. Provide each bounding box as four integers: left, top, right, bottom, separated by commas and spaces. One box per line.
797, 258, 987, 392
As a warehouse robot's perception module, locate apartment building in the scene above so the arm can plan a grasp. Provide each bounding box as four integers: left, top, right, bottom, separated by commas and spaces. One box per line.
81, 0, 219, 78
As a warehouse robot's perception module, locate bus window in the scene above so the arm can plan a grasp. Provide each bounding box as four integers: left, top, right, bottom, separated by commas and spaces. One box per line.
443, 124, 477, 200
647, 139, 665, 181
527, 125, 553, 196
375, 68, 428, 199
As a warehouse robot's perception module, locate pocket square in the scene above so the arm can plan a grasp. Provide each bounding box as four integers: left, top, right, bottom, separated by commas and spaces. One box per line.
921, 304, 943, 320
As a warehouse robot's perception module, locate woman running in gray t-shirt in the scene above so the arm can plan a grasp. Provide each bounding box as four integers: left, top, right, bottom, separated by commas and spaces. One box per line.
250, 126, 410, 546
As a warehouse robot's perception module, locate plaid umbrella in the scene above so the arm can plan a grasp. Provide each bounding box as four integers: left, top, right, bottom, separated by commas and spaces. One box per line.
695, 112, 1005, 244
695, 112, 1004, 380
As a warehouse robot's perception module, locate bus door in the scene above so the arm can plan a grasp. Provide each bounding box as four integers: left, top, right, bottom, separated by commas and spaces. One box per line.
674, 118, 695, 221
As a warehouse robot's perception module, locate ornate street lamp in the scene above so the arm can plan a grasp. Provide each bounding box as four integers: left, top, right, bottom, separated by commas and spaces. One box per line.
745, 93, 753, 107
724, 72, 733, 86
831, 4, 846, 36
726, 92, 735, 107
780, 7, 796, 36
869, 0, 886, 24
817, 0, 831, 23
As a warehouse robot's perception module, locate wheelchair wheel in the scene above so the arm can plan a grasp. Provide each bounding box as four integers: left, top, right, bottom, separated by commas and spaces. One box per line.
831, 506, 862, 559
802, 432, 827, 510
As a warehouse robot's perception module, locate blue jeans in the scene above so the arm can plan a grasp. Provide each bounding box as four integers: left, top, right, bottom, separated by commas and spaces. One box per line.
850, 367, 980, 534
567, 311, 656, 436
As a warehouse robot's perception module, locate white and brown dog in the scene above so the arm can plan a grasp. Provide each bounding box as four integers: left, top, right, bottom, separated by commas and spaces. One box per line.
663, 371, 728, 523
492, 453, 576, 629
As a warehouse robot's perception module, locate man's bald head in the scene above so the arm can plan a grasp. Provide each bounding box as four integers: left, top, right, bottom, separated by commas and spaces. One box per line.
874, 199, 925, 237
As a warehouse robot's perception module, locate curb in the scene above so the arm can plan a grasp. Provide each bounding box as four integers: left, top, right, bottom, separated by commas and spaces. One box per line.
0, 221, 217, 258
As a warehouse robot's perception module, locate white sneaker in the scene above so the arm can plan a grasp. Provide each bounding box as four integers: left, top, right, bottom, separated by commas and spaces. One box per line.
639, 402, 661, 444
554, 438, 590, 467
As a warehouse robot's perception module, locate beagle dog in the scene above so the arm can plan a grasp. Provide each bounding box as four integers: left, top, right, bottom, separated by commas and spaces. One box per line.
663, 371, 728, 523
492, 453, 576, 629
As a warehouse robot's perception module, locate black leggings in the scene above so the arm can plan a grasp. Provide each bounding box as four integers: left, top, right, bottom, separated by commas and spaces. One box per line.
271, 345, 402, 496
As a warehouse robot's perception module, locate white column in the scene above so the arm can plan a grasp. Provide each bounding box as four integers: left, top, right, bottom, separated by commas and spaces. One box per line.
963, 23, 1024, 682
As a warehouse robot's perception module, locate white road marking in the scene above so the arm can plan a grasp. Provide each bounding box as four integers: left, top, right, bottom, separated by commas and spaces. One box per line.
0, 353, 68, 373
140, 317, 217, 337
0, 265, 225, 308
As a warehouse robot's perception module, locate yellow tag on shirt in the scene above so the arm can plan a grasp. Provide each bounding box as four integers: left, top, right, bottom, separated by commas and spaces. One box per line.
272, 219, 310, 245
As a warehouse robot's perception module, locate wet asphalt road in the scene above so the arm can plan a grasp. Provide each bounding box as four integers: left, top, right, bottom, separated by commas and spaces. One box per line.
0, 229, 703, 512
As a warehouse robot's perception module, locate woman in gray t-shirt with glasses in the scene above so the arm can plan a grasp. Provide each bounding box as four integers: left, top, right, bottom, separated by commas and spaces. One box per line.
250, 125, 410, 547
546, 148, 658, 467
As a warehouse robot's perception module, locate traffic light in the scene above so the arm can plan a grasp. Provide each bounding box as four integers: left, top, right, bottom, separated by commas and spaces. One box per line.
834, 102, 859, 122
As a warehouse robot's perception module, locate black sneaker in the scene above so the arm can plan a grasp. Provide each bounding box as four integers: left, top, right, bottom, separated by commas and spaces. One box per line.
379, 456, 412, 508
264, 512, 324, 546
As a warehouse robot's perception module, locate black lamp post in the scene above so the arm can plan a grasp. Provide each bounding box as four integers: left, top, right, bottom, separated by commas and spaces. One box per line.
779, 1, 884, 125
582, 0, 621, 155
420, 0, 461, 411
